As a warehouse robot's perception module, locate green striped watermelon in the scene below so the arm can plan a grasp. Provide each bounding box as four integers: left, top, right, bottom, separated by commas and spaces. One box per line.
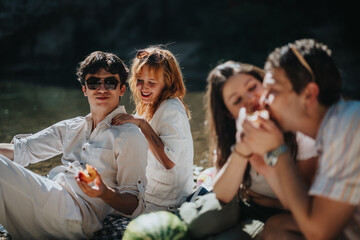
122, 211, 188, 240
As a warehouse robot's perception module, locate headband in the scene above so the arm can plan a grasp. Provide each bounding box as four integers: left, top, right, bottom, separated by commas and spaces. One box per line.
289, 45, 315, 82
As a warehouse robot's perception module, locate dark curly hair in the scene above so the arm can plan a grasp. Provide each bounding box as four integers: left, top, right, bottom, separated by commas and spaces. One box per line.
76, 51, 129, 87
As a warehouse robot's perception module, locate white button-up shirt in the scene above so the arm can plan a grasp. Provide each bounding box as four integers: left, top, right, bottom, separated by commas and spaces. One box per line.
12, 106, 148, 235
144, 98, 194, 208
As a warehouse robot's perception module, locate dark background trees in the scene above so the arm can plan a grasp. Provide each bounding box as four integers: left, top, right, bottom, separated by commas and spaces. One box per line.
0, 0, 358, 98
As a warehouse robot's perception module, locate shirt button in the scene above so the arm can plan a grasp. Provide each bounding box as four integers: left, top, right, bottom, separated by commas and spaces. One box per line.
82, 147, 85, 151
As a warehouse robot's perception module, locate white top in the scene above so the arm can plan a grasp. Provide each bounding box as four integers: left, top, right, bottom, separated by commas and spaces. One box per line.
310, 100, 360, 240
12, 106, 148, 235
143, 98, 194, 208
249, 131, 318, 199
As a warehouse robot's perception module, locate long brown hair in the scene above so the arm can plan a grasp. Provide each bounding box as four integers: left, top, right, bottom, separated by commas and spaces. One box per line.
129, 45, 190, 121
205, 61, 265, 169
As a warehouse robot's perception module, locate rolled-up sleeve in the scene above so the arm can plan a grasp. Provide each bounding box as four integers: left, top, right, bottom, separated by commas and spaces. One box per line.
12, 121, 65, 167
114, 126, 148, 217
155, 106, 189, 165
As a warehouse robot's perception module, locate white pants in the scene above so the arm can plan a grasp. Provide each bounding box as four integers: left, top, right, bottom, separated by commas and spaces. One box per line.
0, 155, 85, 240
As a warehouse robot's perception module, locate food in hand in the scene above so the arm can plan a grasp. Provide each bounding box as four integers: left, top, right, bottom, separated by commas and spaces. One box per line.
246, 110, 269, 127
78, 164, 97, 183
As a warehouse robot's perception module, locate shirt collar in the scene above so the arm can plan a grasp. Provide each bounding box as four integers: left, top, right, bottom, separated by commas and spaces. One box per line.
85, 106, 127, 127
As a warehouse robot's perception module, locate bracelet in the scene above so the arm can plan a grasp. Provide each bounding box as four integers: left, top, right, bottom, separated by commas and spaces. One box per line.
231, 145, 253, 159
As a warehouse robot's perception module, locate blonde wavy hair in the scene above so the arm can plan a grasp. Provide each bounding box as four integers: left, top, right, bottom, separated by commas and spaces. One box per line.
129, 46, 190, 121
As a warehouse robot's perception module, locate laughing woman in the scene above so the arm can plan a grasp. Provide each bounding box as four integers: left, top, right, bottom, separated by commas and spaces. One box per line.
112, 45, 194, 212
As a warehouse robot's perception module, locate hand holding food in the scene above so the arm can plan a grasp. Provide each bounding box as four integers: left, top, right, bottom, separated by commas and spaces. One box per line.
236, 108, 270, 142
246, 109, 269, 127
78, 164, 98, 184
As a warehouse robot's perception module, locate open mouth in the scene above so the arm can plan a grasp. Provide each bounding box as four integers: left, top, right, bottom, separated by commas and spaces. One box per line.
141, 92, 152, 98
251, 105, 260, 113
246, 104, 260, 113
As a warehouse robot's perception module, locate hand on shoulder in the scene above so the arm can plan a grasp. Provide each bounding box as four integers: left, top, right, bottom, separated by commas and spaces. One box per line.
112, 113, 143, 127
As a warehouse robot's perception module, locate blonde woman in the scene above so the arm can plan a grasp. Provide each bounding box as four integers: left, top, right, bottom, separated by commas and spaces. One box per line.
112, 45, 194, 212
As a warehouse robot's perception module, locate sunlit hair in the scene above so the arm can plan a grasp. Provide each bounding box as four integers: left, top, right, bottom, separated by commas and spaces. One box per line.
265, 39, 342, 106
205, 61, 297, 189
129, 45, 190, 121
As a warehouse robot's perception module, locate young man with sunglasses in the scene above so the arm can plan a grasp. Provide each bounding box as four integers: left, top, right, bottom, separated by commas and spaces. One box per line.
238, 39, 360, 239
0, 51, 148, 239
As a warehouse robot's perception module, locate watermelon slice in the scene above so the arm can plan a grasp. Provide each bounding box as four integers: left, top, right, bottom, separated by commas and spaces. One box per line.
123, 211, 188, 240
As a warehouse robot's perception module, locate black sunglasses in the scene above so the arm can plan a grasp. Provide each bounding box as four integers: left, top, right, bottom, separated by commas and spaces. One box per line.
136, 50, 165, 63
85, 76, 119, 90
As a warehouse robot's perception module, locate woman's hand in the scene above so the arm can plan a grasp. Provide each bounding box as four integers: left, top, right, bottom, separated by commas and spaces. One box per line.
112, 113, 143, 127
234, 108, 253, 157
76, 170, 109, 198
233, 141, 252, 157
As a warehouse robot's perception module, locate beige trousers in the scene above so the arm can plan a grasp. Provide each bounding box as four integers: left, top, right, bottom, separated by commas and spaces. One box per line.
0, 155, 85, 240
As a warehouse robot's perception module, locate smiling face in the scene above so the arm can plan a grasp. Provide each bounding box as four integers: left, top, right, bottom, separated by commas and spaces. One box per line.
136, 64, 166, 104
222, 73, 264, 119
83, 68, 125, 115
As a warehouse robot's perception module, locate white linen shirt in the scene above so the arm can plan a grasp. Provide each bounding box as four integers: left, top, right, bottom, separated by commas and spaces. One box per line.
12, 106, 148, 236
144, 98, 194, 208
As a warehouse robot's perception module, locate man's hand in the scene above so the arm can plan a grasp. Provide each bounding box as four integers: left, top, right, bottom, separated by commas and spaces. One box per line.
111, 113, 143, 127
241, 114, 284, 155
248, 154, 275, 177
76, 169, 139, 215
76, 169, 108, 198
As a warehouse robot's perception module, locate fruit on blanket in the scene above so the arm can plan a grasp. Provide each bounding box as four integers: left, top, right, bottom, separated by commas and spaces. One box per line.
122, 211, 188, 240
246, 109, 269, 127
78, 164, 97, 183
